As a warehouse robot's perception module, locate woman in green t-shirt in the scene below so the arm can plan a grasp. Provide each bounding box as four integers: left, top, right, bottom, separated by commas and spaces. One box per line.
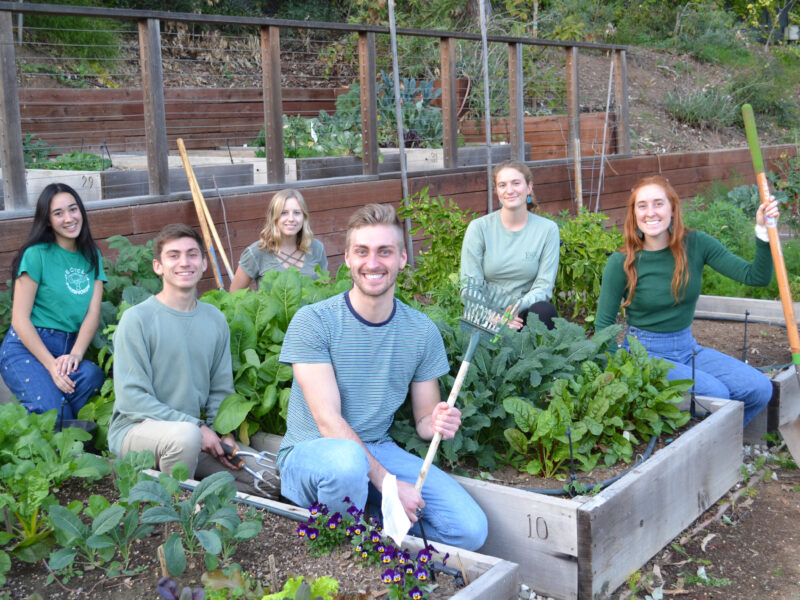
595, 175, 779, 426
0, 183, 106, 421
229, 188, 328, 291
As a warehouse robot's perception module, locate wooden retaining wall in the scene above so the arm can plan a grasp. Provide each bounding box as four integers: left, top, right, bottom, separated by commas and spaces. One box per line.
0, 144, 794, 291
460, 112, 616, 161
19, 87, 348, 154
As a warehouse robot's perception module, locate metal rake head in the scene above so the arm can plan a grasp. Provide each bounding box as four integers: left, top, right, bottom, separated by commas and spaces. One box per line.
460, 276, 521, 338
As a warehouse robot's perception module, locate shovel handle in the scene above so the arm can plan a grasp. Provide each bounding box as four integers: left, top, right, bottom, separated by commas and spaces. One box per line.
742, 104, 800, 366
414, 331, 481, 493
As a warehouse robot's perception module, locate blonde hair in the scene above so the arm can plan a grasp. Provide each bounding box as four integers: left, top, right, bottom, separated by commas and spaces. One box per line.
258, 188, 313, 254
345, 203, 404, 251
493, 160, 538, 211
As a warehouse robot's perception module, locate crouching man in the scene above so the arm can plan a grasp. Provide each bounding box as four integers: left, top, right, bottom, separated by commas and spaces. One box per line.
108, 223, 273, 496
278, 204, 487, 550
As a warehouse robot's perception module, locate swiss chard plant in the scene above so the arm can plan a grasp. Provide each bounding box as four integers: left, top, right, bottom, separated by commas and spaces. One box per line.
204, 266, 352, 442
502, 337, 692, 477
0, 404, 109, 583
391, 317, 621, 470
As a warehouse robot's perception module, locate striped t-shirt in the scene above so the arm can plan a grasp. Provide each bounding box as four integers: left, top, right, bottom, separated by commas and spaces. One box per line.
277, 291, 449, 468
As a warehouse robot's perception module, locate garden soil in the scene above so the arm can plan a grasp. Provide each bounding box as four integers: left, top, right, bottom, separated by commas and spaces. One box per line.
3, 318, 800, 599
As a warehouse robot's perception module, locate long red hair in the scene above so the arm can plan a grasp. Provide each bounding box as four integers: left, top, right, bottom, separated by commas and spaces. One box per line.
621, 176, 689, 307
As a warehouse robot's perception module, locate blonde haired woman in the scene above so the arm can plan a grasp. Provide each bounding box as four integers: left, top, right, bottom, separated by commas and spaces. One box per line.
230, 189, 327, 291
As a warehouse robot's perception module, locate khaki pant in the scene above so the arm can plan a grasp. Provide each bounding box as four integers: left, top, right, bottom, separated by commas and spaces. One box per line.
119, 419, 279, 498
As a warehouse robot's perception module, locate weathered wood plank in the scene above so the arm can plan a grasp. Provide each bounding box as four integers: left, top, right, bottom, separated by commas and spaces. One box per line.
577, 400, 742, 598
0, 11, 27, 209
138, 18, 169, 196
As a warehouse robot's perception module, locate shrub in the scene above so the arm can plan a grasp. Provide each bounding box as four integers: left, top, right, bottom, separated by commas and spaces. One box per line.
553, 209, 623, 326
664, 88, 738, 131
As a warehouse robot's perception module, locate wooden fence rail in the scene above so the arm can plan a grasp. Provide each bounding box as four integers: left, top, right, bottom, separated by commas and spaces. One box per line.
0, 1, 629, 211
18, 88, 348, 155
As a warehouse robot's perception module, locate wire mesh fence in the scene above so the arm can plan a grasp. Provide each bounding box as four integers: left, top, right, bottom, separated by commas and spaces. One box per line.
1, 5, 628, 210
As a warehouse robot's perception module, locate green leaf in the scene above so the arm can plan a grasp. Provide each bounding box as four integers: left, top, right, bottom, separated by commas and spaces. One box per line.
48, 505, 87, 543
504, 428, 529, 455
190, 470, 235, 506
86, 533, 116, 550
213, 394, 255, 435
194, 528, 222, 555
128, 480, 173, 506
47, 547, 77, 571
141, 506, 181, 524
234, 519, 262, 542
91, 505, 125, 535
164, 532, 186, 576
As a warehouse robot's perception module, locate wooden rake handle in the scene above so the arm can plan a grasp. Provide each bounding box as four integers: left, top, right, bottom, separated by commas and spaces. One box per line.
742, 104, 800, 366
414, 330, 481, 492
176, 138, 234, 286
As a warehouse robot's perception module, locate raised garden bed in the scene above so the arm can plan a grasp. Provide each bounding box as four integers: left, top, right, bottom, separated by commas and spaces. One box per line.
173, 472, 521, 600
456, 398, 742, 600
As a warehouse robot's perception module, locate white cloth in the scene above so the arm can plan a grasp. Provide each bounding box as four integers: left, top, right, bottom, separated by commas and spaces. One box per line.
381, 473, 411, 546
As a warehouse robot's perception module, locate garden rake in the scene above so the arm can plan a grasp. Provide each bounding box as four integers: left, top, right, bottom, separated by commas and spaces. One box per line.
382, 277, 520, 545
220, 443, 280, 499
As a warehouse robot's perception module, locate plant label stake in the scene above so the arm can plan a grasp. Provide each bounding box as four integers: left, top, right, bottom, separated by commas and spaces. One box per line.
742, 103, 800, 461
381, 278, 520, 546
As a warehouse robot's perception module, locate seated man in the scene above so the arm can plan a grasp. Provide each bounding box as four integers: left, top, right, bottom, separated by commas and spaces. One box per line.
278, 203, 487, 551
108, 223, 272, 496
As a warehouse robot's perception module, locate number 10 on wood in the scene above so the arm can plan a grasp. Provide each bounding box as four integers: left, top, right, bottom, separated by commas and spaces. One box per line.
528, 514, 549, 540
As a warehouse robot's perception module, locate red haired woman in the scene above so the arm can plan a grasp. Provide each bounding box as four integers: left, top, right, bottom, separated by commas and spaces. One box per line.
595, 176, 779, 426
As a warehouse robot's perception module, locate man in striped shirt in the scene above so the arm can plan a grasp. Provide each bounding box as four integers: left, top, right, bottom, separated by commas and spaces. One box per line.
277, 203, 487, 551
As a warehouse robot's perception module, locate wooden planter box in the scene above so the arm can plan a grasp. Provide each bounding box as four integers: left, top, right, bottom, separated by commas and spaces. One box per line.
456, 398, 743, 599
694, 294, 800, 444
170, 473, 520, 600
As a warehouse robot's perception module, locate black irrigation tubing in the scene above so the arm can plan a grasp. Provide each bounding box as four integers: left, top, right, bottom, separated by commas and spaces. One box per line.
522, 434, 659, 496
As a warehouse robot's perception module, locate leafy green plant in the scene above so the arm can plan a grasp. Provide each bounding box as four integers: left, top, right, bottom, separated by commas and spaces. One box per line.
392, 318, 621, 470
46, 498, 153, 579
553, 209, 623, 325
22, 134, 57, 168
203, 267, 351, 440
502, 337, 692, 477
0, 404, 110, 578
396, 188, 475, 314
262, 575, 340, 600
131, 468, 262, 576
47, 151, 109, 171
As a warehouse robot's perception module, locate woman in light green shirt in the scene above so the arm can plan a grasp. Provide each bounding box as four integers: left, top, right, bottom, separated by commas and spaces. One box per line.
230, 188, 328, 291
460, 160, 560, 329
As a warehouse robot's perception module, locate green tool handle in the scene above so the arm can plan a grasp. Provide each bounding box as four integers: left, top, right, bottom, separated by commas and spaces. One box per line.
742, 103, 800, 366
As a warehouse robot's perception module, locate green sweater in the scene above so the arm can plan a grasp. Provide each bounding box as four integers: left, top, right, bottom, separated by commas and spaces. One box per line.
107, 296, 234, 456
595, 230, 773, 333
460, 210, 560, 309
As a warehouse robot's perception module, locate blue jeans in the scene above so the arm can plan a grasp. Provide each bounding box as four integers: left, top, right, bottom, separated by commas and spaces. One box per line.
623, 325, 771, 426
279, 438, 488, 551
0, 326, 104, 420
